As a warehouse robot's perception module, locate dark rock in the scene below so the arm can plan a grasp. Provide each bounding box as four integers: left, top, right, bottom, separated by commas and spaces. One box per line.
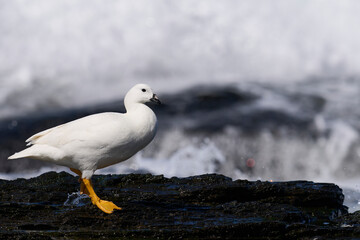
0, 172, 357, 239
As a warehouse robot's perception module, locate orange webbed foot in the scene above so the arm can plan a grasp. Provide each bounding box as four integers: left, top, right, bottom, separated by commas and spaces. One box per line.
81, 178, 122, 214
95, 199, 122, 214
70, 168, 122, 214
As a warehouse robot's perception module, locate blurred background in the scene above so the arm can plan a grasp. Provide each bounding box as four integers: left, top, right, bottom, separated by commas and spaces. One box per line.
1, 0, 360, 210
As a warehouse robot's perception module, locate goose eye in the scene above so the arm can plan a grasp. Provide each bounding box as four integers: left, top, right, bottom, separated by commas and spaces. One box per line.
141, 89, 146, 92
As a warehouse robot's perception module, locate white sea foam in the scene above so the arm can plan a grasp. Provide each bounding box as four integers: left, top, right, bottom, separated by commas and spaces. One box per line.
0, 166, 69, 180
63, 192, 90, 207
134, 139, 227, 178
1, 1, 360, 118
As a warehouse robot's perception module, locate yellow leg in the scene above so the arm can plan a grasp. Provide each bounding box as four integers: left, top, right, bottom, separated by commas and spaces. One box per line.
82, 178, 122, 214
70, 168, 88, 195
69, 168, 121, 214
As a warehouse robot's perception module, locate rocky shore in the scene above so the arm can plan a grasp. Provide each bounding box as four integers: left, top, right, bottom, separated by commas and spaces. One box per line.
0, 172, 359, 239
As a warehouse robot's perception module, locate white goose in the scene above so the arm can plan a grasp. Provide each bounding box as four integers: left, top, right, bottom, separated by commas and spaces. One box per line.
8, 83, 161, 214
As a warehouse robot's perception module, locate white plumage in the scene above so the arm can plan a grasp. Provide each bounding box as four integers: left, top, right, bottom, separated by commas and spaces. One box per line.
8, 83, 160, 179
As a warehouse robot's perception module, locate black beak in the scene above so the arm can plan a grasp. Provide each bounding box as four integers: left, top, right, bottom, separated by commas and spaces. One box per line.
150, 94, 161, 104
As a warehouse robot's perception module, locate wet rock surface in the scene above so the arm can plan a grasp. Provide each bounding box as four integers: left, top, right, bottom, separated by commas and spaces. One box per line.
0, 172, 359, 239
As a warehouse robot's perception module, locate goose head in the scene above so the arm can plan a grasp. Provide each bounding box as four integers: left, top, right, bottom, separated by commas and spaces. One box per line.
124, 84, 161, 111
